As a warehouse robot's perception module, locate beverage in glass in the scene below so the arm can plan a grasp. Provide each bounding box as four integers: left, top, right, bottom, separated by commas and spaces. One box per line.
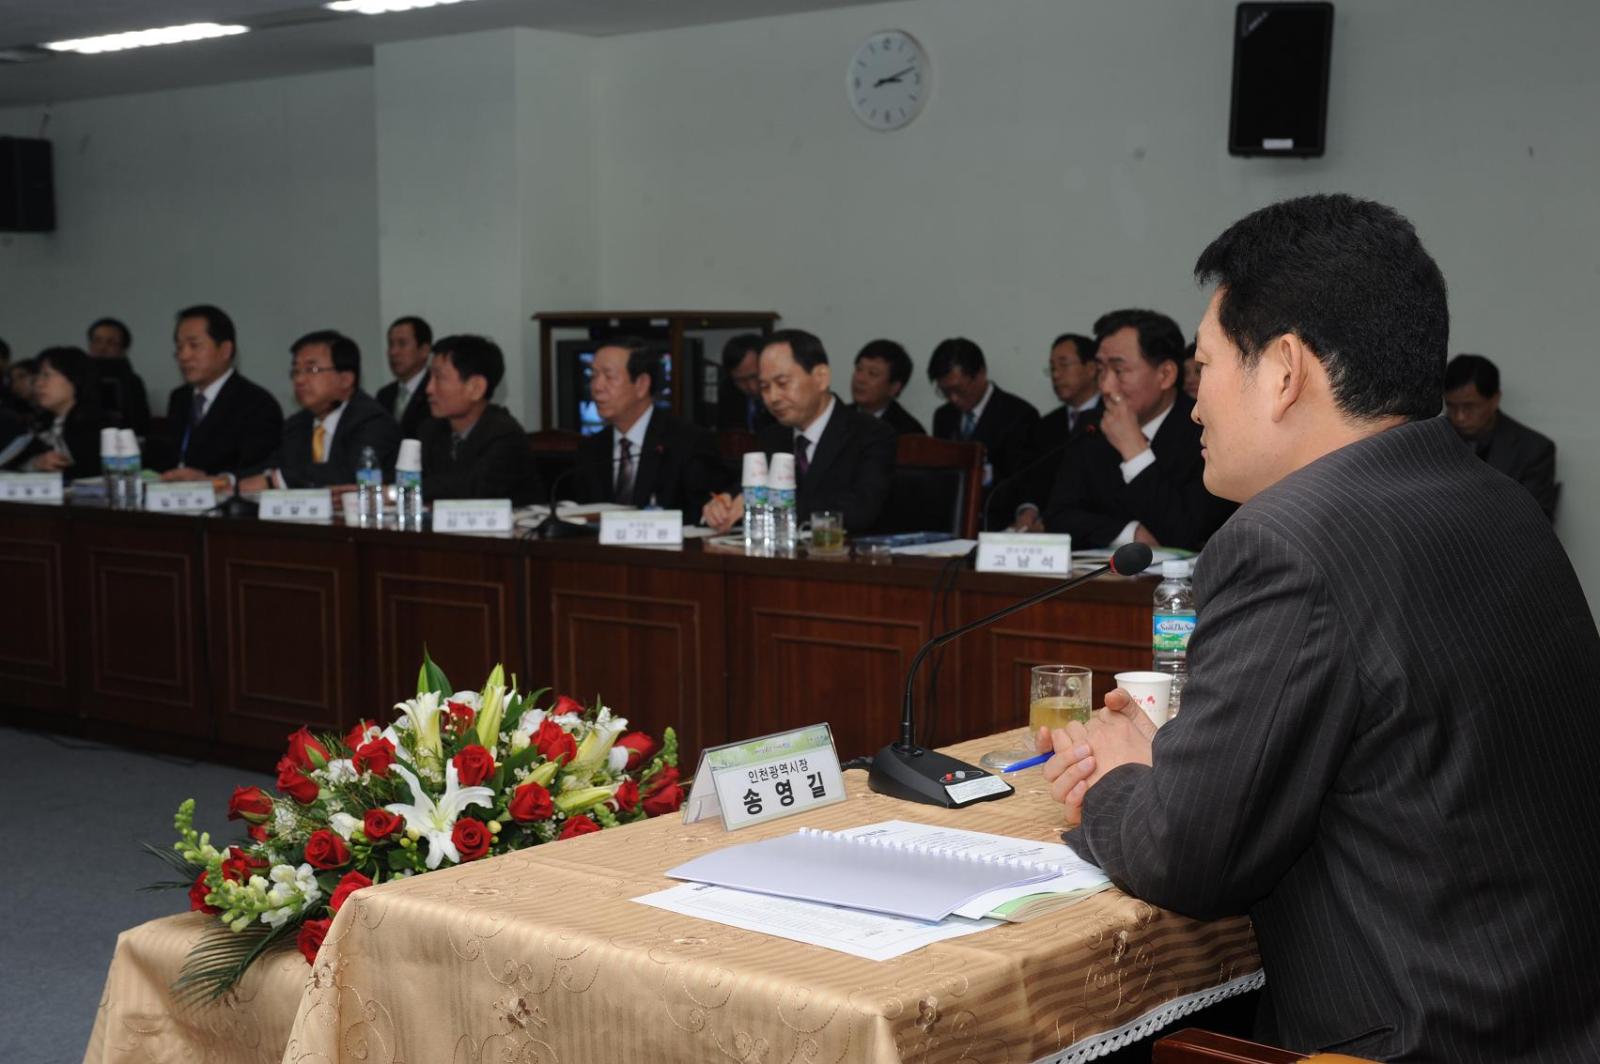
978, 664, 1093, 773
810, 511, 845, 554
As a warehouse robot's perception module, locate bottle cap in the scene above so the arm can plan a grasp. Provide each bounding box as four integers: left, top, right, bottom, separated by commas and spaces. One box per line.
100, 428, 119, 456
117, 429, 139, 457
767, 452, 797, 490
395, 439, 423, 472
740, 451, 768, 486
1161, 560, 1190, 578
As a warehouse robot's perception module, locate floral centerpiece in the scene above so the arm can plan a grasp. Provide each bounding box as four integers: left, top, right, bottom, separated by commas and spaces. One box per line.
147, 655, 681, 1001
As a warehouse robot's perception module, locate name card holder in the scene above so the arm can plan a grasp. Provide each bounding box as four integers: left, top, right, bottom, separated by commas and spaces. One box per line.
599, 509, 684, 547
0, 472, 65, 504
683, 723, 846, 831
144, 481, 216, 513
259, 488, 333, 522
976, 532, 1072, 577
432, 499, 513, 535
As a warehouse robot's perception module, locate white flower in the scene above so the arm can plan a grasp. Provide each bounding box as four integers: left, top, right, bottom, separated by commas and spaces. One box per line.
320, 759, 359, 784
607, 747, 630, 773
273, 805, 298, 835
384, 762, 494, 869
394, 691, 444, 759
447, 690, 481, 710
329, 812, 362, 840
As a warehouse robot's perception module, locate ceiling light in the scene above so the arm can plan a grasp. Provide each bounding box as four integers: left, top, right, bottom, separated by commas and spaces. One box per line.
326, 0, 479, 14
43, 23, 249, 55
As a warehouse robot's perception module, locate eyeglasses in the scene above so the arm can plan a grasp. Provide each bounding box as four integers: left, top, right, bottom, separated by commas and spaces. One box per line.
289, 365, 338, 380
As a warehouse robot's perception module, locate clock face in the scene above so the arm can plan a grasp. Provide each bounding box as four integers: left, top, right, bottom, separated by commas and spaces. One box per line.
848, 30, 928, 131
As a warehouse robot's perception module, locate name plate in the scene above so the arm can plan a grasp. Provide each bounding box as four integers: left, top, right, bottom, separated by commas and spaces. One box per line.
683, 723, 846, 831
0, 472, 64, 504
976, 532, 1072, 577
144, 481, 216, 513
260, 488, 333, 522
599, 509, 684, 547
433, 498, 513, 534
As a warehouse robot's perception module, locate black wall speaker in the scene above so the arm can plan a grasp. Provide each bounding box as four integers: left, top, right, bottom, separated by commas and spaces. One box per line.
1229, 3, 1334, 158
0, 136, 56, 232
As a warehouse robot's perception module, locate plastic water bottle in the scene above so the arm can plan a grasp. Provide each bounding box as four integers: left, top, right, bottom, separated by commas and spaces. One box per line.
1152, 560, 1195, 717
394, 438, 423, 530
768, 452, 798, 556
356, 446, 382, 527
740, 452, 771, 556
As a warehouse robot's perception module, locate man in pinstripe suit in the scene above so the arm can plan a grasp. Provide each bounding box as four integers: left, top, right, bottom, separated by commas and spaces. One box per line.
1039, 195, 1600, 1061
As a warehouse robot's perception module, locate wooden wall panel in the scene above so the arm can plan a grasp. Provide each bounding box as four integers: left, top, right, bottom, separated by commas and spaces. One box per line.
0, 511, 69, 713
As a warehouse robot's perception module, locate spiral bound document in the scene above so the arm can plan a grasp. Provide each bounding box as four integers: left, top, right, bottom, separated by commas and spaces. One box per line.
666, 825, 1059, 922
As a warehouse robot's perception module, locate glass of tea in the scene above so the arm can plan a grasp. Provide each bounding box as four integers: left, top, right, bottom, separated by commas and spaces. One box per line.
978, 664, 1093, 773
810, 511, 845, 554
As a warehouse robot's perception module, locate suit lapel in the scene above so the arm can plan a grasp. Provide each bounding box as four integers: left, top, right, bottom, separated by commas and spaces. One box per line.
802, 398, 850, 491
634, 412, 667, 507
598, 425, 618, 503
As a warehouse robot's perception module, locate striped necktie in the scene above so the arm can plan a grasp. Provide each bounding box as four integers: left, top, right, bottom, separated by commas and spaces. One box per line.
312, 422, 326, 463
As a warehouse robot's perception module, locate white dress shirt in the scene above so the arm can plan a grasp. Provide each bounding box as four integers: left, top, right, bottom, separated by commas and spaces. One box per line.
1112, 398, 1177, 546
611, 404, 654, 494
795, 395, 837, 465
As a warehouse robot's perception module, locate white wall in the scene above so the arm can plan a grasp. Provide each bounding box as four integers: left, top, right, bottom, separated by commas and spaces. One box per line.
0, 68, 379, 413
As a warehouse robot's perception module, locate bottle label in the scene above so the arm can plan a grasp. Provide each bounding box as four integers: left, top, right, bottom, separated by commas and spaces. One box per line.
357, 468, 382, 487
745, 485, 768, 507
1153, 612, 1196, 652
396, 469, 421, 489
770, 487, 795, 511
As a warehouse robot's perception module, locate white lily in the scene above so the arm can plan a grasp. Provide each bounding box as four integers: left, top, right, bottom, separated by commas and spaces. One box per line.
570, 711, 629, 772
475, 665, 507, 748
384, 762, 494, 869
509, 707, 547, 753
395, 691, 444, 760
328, 812, 362, 840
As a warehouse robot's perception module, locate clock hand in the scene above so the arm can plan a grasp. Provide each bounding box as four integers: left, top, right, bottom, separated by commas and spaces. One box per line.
873, 66, 916, 87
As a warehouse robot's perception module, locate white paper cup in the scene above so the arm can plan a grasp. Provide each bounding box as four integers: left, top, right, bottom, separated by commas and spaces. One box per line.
1114, 671, 1174, 726
768, 452, 796, 490
100, 427, 119, 457
341, 491, 362, 524
396, 438, 423, 472
117, 429, 139, 459
740, 451, 768, 486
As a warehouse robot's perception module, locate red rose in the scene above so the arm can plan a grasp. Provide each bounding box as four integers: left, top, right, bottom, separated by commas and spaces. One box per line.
247, 823, 269, 843
641, 766, 684, 817
353, 737, 396, 777
220, 846, 267, 883
452, 818, 490, 862
611, 779, 639, 814
613, 732, 656, 771
227, 785, 273, 824
343, 719, 376, 750
285, 726, 329, 771
188, 870, 219, 914
276, 756, 320, 805
507, 781, 553, 822
329, 870, 373, 913
446, 700, 476, 737
297, 918, 332, 964
533, 719, 577, 766
549, 695, 584, 718
304, 829, 351, 870
557, 815, 601, 840
452, 744, 496, 787
363, 808, 404, 841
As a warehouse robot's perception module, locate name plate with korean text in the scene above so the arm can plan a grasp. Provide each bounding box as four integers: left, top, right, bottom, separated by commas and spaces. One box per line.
0, 472, 64, 504
144, 481, 216, 513
683, 723, 846, 831
599, 509, 684, 547
976, 532, 1072, 578
259, 488, 333, 522
432, 498, 513, 535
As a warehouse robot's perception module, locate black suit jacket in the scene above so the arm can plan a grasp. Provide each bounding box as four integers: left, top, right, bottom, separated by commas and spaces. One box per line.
851, 399, 926, 436
419, 404, 541, 506
161, 371, 283, 475
990, 398, 1104, 523
260, 390, 402, 488
8, 403, 107, 480
931, 385, 1039, 484
718, 393, 776, 433
755, 397, 896, 533
1067, 417, 1600, 1061
375, 370, 434, 440
1473, 412, 1558, 519
91, 359, 151, 437
573, 408, 726, 511
1043, 392, 1232, 550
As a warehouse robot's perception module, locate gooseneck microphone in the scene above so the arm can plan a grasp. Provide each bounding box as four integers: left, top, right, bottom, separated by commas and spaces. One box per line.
534, 442, 664, 539
867, 541, 1154, 808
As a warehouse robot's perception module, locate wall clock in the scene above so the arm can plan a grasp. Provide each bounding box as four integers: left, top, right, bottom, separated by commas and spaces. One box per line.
848, 30, 929, 131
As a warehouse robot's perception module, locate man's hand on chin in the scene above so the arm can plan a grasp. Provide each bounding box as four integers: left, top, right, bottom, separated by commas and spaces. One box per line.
1036, 688, 1156, 827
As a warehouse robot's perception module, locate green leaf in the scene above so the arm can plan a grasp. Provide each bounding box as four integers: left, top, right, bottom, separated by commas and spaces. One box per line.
418, 648, 452, 698
171, 921, 298, 1004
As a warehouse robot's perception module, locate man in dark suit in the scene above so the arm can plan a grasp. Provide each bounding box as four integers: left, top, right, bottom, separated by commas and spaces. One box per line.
928, 337, 1038, 488
1039, 195, 1600, 1061
1044, 309, 1233, 550
1004, 332, 1101, 531
417, 334, 540, 506
86, 317, 151, 436
1444, 353, 1558, 519
238, 330, 400, 491
716, 333, 776, 433
375, 315, 434, 439
848, 339, 926, 435
158, 305, 283, 484
573, 336, 724, 510
702, 329, 896, 534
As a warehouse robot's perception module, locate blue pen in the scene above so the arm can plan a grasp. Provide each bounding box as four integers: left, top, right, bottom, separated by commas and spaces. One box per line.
998, 751, 1051, 773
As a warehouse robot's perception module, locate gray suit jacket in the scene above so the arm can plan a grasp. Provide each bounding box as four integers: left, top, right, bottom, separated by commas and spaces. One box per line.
1067, 416, 1600, 1061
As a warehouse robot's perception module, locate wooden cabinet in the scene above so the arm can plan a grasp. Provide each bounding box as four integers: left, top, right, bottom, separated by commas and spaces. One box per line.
0, 508, 69, 715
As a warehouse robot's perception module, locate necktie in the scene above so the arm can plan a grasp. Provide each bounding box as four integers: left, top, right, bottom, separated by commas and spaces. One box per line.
312, 422, 326, 463
1067, 408, 1077, 435
181, 390, 207, 465
394, 384, 407, 420
795, 433, 811, 480
960, 410, 977, 439
615, 438, 635, 503
450, 434, 462, 462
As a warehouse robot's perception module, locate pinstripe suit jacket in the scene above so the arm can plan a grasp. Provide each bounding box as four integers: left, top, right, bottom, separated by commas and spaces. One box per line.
1066, 416, 1600, 1062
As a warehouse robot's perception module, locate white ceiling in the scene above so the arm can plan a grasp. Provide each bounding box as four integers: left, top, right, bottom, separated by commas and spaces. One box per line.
0, 0, 883, 105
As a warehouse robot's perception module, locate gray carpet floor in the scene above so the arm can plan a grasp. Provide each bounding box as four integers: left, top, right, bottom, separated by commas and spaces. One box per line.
0, 726, 273, 1064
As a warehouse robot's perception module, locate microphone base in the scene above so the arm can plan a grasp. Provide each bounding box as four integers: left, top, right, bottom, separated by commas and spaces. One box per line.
535, 516, 598, 539
866, 743, 1014, 808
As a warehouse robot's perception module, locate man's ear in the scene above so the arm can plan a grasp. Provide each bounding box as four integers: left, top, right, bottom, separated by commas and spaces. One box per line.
1271, 333, 1312, 422
1156, 358, 1179, 392
888, 379, 904, 400
465, 375, 488, 403
814, 363, 832, 391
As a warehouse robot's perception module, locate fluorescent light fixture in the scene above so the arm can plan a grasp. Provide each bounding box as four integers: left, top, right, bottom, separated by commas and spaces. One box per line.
44, 22, 249, 55
326, 0, 478, 14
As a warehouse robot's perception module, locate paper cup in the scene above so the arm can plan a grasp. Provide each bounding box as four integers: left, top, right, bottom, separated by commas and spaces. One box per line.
396, 438, 423, 472
1114, 671, 1174, 726
768, 452, 796, 490
117, 429, 139, 459
740, 451, 768, 487
341, 490, 362, 524
100, 427, 119, 457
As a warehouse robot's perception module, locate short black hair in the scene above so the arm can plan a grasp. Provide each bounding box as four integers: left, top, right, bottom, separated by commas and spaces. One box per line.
175, 305, 237, 354
855, 339, 913, 387
36, 346, 102, 415
765, 328, 829, 372
926, 337, 986, 381
721, 333, 765, 374
433, 334, 504, 399
1050, 333, 1098, 364
88, 317, 132, 350
1092, 309, 1185, 371
1194, 193, 1449, 422
596, 334, 661, 394
291, 329, 362, 384
1444, 354, 1499, 399
389, 316, 432, 348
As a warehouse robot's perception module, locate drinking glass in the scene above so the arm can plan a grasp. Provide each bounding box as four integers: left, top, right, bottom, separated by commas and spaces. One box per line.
810, 511, 845, 554
978, 664, 1093, 772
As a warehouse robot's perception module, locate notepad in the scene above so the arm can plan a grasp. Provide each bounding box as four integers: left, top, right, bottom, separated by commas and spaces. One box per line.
666, 825, 1059, 922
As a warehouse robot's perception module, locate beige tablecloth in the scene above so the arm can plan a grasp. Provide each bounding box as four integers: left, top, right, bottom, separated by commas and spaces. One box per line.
85, 732, 1260, 1064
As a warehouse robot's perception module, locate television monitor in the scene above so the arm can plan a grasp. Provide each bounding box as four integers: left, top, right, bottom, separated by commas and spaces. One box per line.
1228, 2, 1334, 158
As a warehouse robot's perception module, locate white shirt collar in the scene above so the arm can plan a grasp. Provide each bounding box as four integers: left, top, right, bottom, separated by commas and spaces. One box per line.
1140, 396, 1176, 442
612, 404, 654, 464
966, 381, 996, 425
313, 401, 347, 461
798, 394, 837, 450
1072, 393, 1101, 416
197, 367, 235, 412
399, 361, 430, 399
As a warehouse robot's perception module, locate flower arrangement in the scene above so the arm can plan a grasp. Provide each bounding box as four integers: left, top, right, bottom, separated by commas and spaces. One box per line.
147, 654, 681, 1001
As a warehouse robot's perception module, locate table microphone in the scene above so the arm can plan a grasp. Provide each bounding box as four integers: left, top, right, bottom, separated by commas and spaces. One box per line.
534, 442, 664, 539
866, 541, 1154, 808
